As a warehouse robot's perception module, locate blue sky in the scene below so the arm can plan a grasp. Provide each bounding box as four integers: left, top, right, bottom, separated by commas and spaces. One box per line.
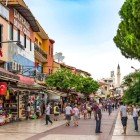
25, 0, 140, 81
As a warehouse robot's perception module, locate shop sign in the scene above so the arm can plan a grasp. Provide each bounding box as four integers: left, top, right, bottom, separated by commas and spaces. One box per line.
14, 9, 30, 37
0, 82, 7, 96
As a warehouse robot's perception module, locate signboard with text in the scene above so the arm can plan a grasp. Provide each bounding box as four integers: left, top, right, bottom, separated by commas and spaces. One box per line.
13, 9, 30, 38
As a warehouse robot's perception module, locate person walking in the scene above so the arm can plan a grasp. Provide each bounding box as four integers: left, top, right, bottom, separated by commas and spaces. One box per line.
94, 103, 102, 133
120, 102, 128, 134
45, 104, 53, 125
65, 103, 72, 126
133, 105, 139, 132
53, 103, 60, 121
73, 104, 80, 127
108, 103, 112, 116
87, 104, 92, 119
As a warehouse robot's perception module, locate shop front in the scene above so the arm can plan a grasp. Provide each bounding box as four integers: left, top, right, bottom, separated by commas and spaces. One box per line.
17, 75, 47, 120
0, 68, 19, 125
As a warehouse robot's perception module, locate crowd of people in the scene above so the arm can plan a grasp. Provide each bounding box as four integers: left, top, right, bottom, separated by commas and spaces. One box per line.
26, 98, 140, 134
44, 99, 119, 133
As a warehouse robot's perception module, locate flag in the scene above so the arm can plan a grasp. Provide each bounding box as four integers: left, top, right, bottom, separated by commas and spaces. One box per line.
0, 48, 3, 57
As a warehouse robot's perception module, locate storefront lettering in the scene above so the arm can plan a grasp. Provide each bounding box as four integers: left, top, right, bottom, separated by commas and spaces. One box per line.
14, 19, 30, 37
14, 9, 30, 37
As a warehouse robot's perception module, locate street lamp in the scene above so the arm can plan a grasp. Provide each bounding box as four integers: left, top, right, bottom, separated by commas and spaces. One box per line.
131, 66, 138, 72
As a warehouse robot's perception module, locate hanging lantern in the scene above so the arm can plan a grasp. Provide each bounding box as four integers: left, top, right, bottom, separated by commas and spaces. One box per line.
0, 82, 7, 95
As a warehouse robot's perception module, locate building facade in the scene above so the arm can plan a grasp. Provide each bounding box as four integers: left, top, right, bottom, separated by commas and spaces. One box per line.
0, 3, 9, 67
6, 1, 39, 76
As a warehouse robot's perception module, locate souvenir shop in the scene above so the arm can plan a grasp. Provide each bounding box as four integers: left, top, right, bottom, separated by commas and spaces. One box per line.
0, 71, 47, 125
0, 68, 19, 125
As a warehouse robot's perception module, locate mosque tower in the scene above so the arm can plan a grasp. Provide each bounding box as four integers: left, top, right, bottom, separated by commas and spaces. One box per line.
117, 64, 121, 87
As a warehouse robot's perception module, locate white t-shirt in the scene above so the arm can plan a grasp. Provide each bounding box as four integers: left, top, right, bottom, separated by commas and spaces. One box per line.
27, 106, 30, 112
133, 108, 139, 117
46, 106, 51, 115
73, 107, 79, 116
65, 106, 72, 115
120, 105, 127, 117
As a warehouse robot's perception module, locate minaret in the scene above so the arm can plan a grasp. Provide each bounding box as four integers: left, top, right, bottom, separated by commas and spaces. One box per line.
117, 64, 121, 87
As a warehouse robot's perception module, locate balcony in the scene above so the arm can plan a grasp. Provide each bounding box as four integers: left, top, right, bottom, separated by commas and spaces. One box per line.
34, 43, 47, 62
35, 72, 48, 84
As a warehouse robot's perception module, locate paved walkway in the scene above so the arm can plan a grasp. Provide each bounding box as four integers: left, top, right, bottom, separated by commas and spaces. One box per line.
111, 114, 140, 140
1, 110, 139, 140
0, 115, 66, 140
27, 110, 118, 140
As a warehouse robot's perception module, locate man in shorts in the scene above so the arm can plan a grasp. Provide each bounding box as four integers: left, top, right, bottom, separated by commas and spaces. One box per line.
65, 103, 72, 126
73, 104, 80, 126
120, 102, 128, 134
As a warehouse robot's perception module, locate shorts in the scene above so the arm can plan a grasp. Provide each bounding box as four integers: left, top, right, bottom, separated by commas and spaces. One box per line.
66, 115, 71, 120
73, 115, 79, 121
54, 114, 59, 116
121, 117, 128, 126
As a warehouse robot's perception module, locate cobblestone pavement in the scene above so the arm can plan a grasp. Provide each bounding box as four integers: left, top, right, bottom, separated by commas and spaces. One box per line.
27, 110, 118, 140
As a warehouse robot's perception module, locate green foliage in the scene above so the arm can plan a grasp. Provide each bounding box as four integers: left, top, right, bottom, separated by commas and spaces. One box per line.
114, 0, 140, 60
75, 76, 99, 96
122, 71, 140, 105
46, 68, 99, 95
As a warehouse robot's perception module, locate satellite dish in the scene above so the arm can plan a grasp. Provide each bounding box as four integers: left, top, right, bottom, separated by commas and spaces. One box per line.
54, 52, 65, 63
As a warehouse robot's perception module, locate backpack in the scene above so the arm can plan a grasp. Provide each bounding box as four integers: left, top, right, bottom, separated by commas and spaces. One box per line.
55, 106, 59, 112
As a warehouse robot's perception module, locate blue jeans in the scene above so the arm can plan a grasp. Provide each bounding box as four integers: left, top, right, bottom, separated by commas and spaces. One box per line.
95, 119, 101, 133
133, 117, 138, 131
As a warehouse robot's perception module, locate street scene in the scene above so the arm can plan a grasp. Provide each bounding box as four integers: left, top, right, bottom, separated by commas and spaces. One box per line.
0, 0, 140, 140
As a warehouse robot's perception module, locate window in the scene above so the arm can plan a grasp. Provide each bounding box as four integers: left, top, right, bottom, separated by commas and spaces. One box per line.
49, 45, 51, 55
24, 34, 26, 48
17, 29, 20, 42
39, 42, 42, 47
30, 39, 32, 51
35, 38, 38, 44
9, 23, 13, 40
51, 48, 53, 57
0, 25, 2, 48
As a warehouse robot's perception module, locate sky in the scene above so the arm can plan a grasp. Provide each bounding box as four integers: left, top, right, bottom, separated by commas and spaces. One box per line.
25, 0, 140, 81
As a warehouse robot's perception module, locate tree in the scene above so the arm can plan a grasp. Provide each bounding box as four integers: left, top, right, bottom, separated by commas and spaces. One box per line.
122, 71, 140, 105
46, 69, 76, 92
46, 68, 99, 96
114, 0, 140, 60
75, 77, 99, 97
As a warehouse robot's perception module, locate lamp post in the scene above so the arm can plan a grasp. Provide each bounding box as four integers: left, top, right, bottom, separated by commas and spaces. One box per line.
131, 66, 139, 72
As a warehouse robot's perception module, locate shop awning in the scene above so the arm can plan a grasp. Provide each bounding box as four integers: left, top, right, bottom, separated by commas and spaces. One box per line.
0, 67, 19, 82
9, 87, 29, 93
18, 74, 35, 86
47, 90, 67, 97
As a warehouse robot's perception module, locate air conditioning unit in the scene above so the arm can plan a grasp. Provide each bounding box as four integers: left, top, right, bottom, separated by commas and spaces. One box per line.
8, 62, 18, 72
17, 64, 23, 73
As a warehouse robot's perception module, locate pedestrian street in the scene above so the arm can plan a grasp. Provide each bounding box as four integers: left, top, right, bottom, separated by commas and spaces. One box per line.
0, 110, 118, 140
